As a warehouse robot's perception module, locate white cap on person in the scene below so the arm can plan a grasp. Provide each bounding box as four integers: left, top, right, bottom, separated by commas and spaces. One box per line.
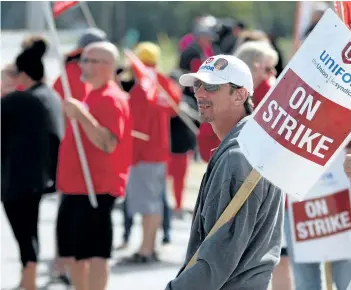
179, 54, 254, 96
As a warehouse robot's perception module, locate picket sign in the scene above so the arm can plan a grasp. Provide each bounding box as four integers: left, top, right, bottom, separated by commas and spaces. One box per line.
185, 10, 351, 282
288, 151, 351, 263
237, 9, 351, 200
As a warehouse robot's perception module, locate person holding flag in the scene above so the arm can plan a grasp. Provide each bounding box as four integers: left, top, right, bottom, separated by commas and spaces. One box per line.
121, 42, 182, 263
56, 41, 132, 290
51, 27, 108, 285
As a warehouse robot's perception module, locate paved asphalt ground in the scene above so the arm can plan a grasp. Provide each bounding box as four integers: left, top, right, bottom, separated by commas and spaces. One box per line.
1, 162, 207, 290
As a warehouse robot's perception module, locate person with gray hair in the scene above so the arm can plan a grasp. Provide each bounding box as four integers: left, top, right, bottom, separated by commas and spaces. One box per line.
56, 41, 132, 290
51, 27, 108, 286
234, 41, 278, 107
53, 27, 107, 102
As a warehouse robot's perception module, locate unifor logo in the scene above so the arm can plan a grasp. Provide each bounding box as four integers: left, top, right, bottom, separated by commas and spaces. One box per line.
341, 41, 351, 64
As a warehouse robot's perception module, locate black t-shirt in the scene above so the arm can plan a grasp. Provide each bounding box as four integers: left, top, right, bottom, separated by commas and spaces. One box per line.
1, 83, 63, 202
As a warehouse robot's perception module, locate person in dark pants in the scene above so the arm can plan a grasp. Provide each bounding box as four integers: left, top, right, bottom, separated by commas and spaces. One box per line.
1, 39, 63, 290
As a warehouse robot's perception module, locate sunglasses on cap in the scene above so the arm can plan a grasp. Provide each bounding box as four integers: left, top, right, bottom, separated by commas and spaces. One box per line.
193, 80, 243, 93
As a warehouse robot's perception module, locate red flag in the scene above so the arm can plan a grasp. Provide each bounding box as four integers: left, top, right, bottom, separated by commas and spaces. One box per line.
157, 73, 182, 104
335, 1, 351, 29
124, 49, 158, 103
53, 1, 78, 18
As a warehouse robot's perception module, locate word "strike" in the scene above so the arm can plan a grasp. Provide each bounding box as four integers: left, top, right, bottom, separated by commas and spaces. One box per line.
262, 86, 334, 159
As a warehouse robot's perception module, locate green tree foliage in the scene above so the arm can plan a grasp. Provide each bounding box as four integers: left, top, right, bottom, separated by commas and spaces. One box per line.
0, 1, 297, 41
86, 1, 296, 41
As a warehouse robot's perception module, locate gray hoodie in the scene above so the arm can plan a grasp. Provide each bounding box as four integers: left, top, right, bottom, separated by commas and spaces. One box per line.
165, 118, 284, 290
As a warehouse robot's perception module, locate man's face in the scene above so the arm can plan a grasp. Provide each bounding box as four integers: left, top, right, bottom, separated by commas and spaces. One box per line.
80, 48, 111, 83
254, 56, 277, 86
194, 81, 233, 123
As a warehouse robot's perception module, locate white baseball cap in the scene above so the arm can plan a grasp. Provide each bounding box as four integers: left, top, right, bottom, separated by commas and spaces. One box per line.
179, 54, 254, 96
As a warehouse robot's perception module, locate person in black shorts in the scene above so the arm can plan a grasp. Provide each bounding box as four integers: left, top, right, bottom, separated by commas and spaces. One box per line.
55, 41, 132, 289
57, 194, 116, 260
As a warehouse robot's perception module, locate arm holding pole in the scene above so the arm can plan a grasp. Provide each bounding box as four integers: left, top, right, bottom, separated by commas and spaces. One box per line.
41, 1, 98, 208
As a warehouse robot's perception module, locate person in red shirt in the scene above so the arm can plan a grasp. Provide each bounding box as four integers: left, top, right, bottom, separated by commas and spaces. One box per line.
122, 42, 181, 263
56, 41, 132, 290
51, 28, 108, 284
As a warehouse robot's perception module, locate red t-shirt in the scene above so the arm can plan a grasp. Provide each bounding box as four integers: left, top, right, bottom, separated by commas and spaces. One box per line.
129, 73, 181, 165
197, 123, 221, 163
53, 62, 91, 101
253, 77, 275, 107
57, 81, 132, 197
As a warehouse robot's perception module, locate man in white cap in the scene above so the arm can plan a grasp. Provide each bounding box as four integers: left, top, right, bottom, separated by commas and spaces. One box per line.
165, 55, 284, 290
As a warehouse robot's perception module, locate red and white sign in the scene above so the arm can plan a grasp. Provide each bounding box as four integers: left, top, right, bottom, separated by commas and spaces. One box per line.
238, 9, 351, 199
254, 69, 350, 166
288, 152, 351, 262
293, 190, 351, 242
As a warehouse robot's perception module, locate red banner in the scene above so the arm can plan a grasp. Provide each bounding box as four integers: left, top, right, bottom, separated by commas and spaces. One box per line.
335, 1, 351, 30
53, 1, 78, 18
254, 69, 351, 166
292, 189, 351, 242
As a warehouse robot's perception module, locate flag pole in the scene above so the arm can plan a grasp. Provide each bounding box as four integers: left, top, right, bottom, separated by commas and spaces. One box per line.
42, 1, 98, 208
79, 1, 97, 28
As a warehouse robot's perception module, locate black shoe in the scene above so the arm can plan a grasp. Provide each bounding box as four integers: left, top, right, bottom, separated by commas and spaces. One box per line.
120, 252, 160, 264
58, 274, 71, 285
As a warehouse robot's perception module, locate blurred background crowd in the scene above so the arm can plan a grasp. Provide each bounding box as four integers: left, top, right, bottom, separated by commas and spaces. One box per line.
2, 1, 349, 290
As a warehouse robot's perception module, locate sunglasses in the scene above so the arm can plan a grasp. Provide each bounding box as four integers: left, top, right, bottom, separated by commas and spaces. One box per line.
193, 80, 242, 92
80, 57, 108, 65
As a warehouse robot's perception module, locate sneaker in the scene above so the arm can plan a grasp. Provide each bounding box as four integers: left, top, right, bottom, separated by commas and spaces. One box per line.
120, 252, 160, 264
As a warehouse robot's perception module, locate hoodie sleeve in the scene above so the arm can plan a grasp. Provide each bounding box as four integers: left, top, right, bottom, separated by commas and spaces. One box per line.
165, 151, 283, 290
